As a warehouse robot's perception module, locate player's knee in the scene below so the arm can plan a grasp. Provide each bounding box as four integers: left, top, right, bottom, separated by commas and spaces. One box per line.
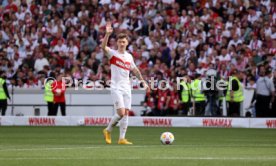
117, 108, 126, 117
125, 109, 129, 116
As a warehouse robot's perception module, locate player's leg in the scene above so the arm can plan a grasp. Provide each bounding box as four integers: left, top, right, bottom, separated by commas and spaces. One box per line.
118, 92, 132, 145
119, 108, 128, 139
104, 107, 125, 144
106, 107, 125, 132
106, 90, 125, 132
103, 90, 125, 144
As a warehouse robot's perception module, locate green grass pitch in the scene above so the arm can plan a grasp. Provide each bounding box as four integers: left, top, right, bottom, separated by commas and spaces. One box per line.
0, 126, 276, 166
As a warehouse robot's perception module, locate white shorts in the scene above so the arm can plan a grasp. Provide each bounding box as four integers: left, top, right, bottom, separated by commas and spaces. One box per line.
111, 90, 131, 110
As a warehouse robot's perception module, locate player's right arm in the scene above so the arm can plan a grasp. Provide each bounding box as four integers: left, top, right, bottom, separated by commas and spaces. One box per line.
101, 22, 113, 58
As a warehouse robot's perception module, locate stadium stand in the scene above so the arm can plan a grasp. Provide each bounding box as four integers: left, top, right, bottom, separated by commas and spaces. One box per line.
0, 0, 275, 117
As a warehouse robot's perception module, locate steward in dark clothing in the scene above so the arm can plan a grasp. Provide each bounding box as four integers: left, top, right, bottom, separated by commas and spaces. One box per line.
0, 72, 11, 116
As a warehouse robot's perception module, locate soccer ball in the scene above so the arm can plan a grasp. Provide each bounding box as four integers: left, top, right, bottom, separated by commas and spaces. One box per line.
160, 132, 174, 145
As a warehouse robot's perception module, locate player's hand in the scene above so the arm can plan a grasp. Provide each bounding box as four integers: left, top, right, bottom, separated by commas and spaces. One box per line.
106, 22, 113, 35
143, 81, 151, 93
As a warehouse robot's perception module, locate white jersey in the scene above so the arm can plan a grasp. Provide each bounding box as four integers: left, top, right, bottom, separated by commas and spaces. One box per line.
107, 48, 136, 91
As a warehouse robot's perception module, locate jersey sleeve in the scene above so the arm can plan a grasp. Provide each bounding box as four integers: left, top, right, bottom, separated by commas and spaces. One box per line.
106, 48, 117, 59
130, 55, 137, 70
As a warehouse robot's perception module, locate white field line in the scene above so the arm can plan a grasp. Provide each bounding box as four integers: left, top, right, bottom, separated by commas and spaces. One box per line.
0, 146, 103, 151
0, 157, 276, 161
0, 145, 155, 152
1, 144, 276, 152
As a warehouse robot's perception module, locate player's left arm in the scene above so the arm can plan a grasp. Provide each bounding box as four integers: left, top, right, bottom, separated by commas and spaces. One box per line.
130, 55, 150, 92
132, 67, 146, 84
132, 67, 150, 92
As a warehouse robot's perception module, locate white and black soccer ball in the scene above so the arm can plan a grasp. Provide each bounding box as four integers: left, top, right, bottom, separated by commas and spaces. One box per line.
160, 132, 174, 145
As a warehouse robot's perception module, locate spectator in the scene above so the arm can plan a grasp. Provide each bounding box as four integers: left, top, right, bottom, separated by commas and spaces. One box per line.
66, 39, 79, 58
156, 82, 169, 116
142, 91, 157, 116
80, 31, 97, 53
252, 50, 262, 65
248, 34, 263, 50
166, 82, 180, 115
218, 48, 231, 64
228, 35, 243, 49
34, 53, 49, 72
52, 39, 67, 53
255, 66, 275, 117
272, 70, 276, 117
246, 76, 257, 90
22, 54, 35, 70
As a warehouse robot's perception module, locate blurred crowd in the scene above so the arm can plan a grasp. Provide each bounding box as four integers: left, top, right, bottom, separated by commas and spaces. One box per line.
0, 0, 275, 115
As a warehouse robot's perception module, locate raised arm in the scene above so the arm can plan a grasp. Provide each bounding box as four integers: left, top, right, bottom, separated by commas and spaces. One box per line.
101, 22, 113, 57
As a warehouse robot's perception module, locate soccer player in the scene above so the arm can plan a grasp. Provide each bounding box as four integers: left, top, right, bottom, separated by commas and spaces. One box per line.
102, 22, 150, 145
